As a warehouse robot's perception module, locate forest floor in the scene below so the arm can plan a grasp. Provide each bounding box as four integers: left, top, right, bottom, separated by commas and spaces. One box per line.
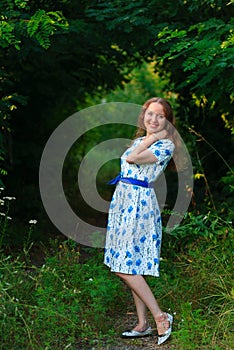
77, 312, 173, 350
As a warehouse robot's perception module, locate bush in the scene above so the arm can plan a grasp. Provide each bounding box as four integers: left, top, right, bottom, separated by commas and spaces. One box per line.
0, 190, 233, 349
148, 210, 234, 350
0, 241, 126, 349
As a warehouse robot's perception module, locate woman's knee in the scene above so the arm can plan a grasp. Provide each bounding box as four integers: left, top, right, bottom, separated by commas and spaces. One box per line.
115, 272, 129, 281
115, 272, 124, 278
115, 272, 140, 283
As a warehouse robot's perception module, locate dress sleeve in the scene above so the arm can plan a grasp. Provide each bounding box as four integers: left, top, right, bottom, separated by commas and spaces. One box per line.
148, 139, 175, 166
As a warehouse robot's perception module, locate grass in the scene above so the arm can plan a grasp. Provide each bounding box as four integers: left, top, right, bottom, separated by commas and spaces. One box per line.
0, 241, 127, 349
0, 234, 233, 350
0, 197, 233, 349
155, 246, 234, 350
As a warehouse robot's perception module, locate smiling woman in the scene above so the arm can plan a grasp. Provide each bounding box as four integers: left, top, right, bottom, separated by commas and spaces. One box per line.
104, 97, 176, 345
125, 98, 176, 165
135, 97, 176, 139
144, 102, 167, 133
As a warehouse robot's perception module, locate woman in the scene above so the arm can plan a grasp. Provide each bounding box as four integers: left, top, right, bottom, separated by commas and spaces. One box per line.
104, 97, 175, 345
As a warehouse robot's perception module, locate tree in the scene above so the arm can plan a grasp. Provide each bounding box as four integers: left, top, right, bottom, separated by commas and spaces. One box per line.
1, 0, 233, 226
0, 0, 146, 222
0, 0, 68, 184
86, 0, 233, 123
86, 0, 234, 208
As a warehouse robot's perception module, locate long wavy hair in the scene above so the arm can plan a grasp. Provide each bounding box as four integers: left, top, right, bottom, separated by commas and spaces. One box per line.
133, 97, 184, 170
134, 97, 176, 140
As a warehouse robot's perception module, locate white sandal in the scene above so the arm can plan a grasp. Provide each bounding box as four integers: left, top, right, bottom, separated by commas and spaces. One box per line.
121, 326, 152, 338
156, 313, 173, 345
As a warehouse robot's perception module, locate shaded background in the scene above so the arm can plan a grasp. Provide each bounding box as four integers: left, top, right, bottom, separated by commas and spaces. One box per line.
0, 0, 233, 247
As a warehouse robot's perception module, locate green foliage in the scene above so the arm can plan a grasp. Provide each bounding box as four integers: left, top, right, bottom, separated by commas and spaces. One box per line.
85, 0, 234, 213
172, 248, 234, 349
0, 0, 69, 186
0, 189, 16, 248
0, 0, 233, 259
221, 170, 234, 193
155, 16, 234, 103
1, 197, 233, 350
165, 210, 233, 247
91, 61, 178, 107
0, 203, 233, 349
173, 303, 210, 349
26, 9, 68, 49
0, 20, 21, 49
64, 62, 178, 213
150, 211, 234, 349
86, 0, 234, 124
0, 240, 126, 348
87, 1, 152, 32
0, 5, 233, 348
0, 0, 69, 125
0, 1, 68, 50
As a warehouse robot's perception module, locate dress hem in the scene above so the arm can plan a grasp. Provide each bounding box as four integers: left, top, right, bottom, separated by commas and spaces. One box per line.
104, 262, 160, 277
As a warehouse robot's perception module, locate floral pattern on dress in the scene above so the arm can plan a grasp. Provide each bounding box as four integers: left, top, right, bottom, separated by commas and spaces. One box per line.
104, 137, 175, 277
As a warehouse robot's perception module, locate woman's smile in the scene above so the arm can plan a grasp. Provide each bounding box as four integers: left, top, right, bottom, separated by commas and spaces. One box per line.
149, 122, 159, 128
144, 102, 167, 135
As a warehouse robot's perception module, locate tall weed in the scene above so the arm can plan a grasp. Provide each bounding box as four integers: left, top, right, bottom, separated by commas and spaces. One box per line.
0, 192, 233, 349
150, 210, 234, 350
0, 241, 126, 349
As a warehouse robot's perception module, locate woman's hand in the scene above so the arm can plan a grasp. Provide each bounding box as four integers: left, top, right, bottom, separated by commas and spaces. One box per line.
126, 129, 168, 164
143, 129, 168, 147
154, 129, 168, 140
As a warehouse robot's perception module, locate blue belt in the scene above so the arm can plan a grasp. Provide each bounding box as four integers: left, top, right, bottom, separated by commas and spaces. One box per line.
107, 174, 154, 188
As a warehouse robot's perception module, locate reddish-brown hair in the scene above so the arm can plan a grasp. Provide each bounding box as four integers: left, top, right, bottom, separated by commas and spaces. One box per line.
134, 97, 176, 140
133, 97, 186, 170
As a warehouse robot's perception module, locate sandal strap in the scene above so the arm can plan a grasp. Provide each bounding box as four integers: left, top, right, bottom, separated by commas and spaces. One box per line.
156, 312, 170, 335
157, 313, 173, 345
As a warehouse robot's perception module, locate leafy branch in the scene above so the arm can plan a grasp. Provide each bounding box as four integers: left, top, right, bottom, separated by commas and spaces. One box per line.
0, 3, 69, 50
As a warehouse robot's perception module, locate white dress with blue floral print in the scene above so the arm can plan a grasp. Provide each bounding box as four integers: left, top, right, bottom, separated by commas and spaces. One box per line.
104, 137, 175, 277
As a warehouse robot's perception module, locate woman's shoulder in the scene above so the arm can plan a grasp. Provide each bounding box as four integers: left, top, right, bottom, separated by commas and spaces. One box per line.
149, 139, 175, 156
135, 136, 144, 141
131, 137, 143, 145
153, 138, 175, 147
162, 138, 174, 145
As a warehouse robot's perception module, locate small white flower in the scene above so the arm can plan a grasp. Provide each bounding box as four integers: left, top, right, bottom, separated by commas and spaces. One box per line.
3, 196, 16, 200
89, 278, 93, 281
0, 187, 4, 191
0, 212, 5, 216
173, 312, 176, 315
29, 219, 37, 224
7, 216, 12, 220
73, 289, 81, 294
0, 200, 4, 205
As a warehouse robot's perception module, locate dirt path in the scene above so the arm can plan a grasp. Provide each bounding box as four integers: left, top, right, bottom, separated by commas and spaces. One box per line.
110, 312, 173, 350
81, 312, 174, 350
81, 334, 173, 350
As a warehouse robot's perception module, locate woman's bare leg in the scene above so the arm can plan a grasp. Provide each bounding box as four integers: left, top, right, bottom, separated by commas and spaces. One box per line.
131, 290, 149, 332
116, 272, 169, 334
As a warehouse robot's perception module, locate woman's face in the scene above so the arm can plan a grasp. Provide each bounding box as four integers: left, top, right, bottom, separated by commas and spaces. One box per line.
144, 102, 167, 135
